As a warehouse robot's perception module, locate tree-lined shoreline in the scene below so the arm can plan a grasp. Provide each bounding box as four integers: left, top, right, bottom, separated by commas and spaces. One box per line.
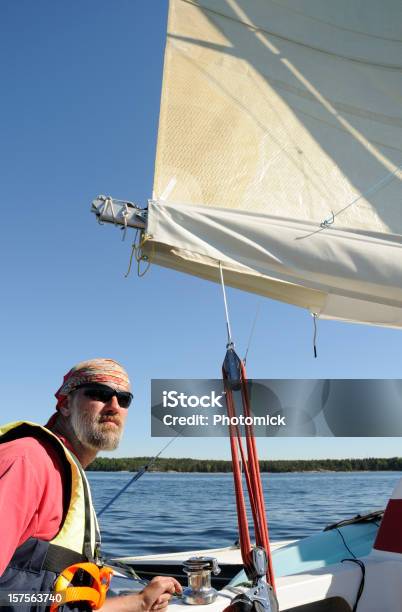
88, 457, 402, 473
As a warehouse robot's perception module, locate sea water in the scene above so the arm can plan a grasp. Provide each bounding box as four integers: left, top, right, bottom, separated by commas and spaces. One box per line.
88, 471, 401, 558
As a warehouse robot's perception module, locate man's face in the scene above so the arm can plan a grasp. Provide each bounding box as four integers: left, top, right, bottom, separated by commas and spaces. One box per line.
68, 386, 129, 451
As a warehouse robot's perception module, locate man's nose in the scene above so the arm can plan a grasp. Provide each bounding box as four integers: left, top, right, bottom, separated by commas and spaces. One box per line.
103, 394, 121, 411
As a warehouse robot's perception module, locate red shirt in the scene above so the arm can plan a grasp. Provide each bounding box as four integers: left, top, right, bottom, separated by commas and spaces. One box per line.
0, 434, 72, 576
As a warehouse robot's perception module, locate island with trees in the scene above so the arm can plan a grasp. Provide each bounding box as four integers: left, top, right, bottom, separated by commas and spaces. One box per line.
87, 457, 402, 473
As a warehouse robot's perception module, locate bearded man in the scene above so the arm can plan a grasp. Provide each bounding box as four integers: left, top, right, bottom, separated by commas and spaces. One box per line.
0, 358, 181, 611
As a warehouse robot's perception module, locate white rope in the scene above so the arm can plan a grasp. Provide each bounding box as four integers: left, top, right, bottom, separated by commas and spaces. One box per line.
312, 313, 318, 358
219, 261, 234, 347
124, 229, 139, 278
100, 196, 116, 224
121, 203, 129, 241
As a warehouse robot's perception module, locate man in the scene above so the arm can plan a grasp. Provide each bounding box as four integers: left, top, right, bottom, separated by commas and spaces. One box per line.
0, 358, 182, 611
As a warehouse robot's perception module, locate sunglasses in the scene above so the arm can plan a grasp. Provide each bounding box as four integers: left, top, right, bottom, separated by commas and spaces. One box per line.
77, 383, 133, 409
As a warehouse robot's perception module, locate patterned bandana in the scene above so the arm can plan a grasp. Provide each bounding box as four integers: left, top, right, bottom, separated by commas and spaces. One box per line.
54, 358, 131, 409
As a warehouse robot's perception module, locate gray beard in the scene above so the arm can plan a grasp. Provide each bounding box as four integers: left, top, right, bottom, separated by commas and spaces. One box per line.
70, 409, 122, 451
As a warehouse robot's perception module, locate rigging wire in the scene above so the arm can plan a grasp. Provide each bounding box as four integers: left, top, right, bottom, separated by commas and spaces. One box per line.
243, 303, 261, 365
219, 261, 234, 347
181, 0, 402, 70
269, 0, 402, 44
335, 528, 357, 559
97, 433, 181, 517
320, 162, 402, 228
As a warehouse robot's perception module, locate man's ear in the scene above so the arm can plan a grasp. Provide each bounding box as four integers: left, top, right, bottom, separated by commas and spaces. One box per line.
59, 395, 72, 417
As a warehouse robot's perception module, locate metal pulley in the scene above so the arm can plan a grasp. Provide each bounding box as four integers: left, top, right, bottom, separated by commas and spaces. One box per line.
182, 556, 221, 605
223, 548, 279, 612
223, 346, 242, 391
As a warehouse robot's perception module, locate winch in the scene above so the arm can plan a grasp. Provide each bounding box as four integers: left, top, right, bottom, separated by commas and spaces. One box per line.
182, 556, 221, 605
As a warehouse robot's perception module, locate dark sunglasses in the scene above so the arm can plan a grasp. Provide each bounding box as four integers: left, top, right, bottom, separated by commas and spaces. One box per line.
76, 383, 133, 409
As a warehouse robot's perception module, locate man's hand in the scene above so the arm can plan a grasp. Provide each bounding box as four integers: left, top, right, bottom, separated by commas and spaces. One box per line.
100, 575, 183, 612
140, 576, 183, 610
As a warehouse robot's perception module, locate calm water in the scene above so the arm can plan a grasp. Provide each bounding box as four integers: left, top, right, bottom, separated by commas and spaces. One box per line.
87, 471, 402, 558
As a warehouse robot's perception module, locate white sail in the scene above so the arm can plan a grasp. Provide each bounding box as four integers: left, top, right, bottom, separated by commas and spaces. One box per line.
145, 0, 402, 327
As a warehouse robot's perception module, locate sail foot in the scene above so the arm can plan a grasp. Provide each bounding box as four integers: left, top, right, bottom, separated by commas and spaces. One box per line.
145, 200, 402, 328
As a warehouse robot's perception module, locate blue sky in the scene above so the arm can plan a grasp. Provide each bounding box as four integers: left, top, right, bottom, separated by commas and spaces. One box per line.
1, 0, 402, 460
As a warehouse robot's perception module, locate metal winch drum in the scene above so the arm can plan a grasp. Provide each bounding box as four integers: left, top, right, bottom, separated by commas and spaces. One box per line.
182, 556, 221, 605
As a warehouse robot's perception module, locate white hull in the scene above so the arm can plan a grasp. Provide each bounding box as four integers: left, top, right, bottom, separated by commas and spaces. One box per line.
111, 552, 402, 612
109, 505, 393, 610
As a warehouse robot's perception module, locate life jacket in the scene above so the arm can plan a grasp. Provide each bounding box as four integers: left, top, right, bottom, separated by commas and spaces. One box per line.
0, 421, 103, 611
